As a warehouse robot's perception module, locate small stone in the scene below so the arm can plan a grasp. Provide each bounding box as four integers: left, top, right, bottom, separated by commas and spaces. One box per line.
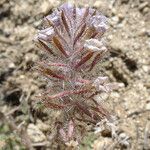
137, 27, 146, 36
119, 132, 127, 139
27, 124, 46, 143
93, 1, 103, 8
93, 138, 112, 150
107, 34, 113, 40
25, 53, 38, 62
101, 129, 112, 137
94, 93, 109, 102
118, 13, 125, 21
142, 65, 149, 72
143, 7, 149, 14
112, 16, 119, 22
8, 63, 15, 69
36, 119, 50, 132
111, 16, 119, 25
121, 140, 130, 147
30, 85, 38, 93
40, 0, 60, 15
139, 2, 148, 11
19, 75, 25, 79
111, 8, 117, 15
110, 92, 120, 98
65, 140, 78, 147
110, 38, 125, 51
33, 20, 42, 28
119, 132, 130, 147
94, 1, 101, 7
146, 102, 150, 110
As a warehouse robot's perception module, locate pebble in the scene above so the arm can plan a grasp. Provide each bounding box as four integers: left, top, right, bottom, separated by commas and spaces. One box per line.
27, 124, 46, 143
25, 53, 38, 62
19, 75, 25, 79
93, 138, 112, 150
33, 20, 42, 28
143, 7, 149, 14
65, 140, 78, 147
111, 16, 119, 26
119, 132, 127, 139
8, 63, 15, 69
36, 119, 50, 132
40, 0, 60, 15
142, 65, 149, 73
111, 8, 117, 15
40, 1, 51, 14
93, 1, 103, 8
118, 13, 125, 21
138, 28, 146, 36
110, 92, 120, 98
110, 38, 125, 51
146, 102, 150, 110
119, 132, 130, 147
94, 93, 109, 102
93, 1, 107, 9
139, 2, 149, 11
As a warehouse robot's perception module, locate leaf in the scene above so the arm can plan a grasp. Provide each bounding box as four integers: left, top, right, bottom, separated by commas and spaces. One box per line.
89, 53, 102, 71
44, 101, 67, 110
75, 102, 92, 118
45, 18, 54, 27
38, 65, 67, 80
37, 96, 68, 110
38, 61, 68, 68
91, 106, 110, 120
74, 23, 86, 45
38, 39, 54, 54
54, 26, 69, 48
53, 36, 69, 57
47, 89, 89, 100
61, 10, 70, 36
75, 52, 94, 69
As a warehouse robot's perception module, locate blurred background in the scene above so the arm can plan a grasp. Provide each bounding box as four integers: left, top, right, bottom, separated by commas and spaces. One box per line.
0, 0, 150, 149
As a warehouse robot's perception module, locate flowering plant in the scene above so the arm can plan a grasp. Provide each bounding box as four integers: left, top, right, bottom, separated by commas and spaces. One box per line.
34, 3, 117, 143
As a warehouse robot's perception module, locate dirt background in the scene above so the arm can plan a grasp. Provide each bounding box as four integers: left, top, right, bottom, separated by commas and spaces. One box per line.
0, 0, 150, 149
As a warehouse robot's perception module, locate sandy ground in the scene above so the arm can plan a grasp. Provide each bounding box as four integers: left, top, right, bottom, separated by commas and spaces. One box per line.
0, 0, 150, 149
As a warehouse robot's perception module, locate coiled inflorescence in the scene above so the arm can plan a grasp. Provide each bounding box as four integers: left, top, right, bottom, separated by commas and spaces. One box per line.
34, 3, 115, 142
